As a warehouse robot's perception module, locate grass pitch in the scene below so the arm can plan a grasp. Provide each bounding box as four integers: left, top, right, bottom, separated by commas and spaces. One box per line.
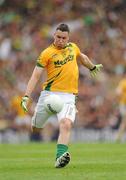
0, 143, 126, 180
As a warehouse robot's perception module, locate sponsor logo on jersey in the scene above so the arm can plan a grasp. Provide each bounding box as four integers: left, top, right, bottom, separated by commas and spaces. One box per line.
54, 54, 74, 68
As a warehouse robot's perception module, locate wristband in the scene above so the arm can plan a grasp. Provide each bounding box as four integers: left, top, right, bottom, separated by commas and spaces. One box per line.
90, 66, 96, 71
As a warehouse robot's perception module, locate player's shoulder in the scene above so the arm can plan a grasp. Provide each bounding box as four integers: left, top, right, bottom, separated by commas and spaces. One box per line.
67, 42, 80, 49
66, 42, 78, 47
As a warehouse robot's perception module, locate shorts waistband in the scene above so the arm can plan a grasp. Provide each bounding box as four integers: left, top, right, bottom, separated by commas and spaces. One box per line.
43, 90, 77, 96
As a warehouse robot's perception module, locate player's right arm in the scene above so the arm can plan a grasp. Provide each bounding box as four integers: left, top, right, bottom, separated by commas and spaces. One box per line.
21, 66, 44, 112
25, 66, 43, 97
21, 48, 49, 112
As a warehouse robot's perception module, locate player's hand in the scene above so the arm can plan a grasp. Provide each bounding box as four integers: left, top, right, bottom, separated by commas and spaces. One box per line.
21, 96, 29, 112
90, 64, 103, 77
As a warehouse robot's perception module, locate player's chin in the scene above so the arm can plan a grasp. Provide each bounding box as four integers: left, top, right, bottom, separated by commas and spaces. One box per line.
57, 43, 64, 48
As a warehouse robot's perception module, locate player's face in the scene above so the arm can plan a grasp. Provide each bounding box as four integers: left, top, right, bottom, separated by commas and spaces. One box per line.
54, 30, 69, 49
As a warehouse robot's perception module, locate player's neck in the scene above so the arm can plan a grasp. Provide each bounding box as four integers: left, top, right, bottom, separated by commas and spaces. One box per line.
53, 43, 66, 50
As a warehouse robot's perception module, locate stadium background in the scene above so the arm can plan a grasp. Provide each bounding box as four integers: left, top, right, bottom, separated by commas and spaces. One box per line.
0, 0, 126, 143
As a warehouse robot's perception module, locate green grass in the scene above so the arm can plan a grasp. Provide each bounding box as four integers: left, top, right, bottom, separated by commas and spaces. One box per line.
0, 143, 126, 180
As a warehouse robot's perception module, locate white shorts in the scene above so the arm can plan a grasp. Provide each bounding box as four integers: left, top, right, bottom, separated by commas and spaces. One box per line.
32, 91, 76, 128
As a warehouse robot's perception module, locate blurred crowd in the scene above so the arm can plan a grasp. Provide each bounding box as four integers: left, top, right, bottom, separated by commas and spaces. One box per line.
0, 0, 126, 143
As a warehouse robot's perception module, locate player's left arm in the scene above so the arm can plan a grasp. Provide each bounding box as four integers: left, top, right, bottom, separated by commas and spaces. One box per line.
78, 53, 103, 77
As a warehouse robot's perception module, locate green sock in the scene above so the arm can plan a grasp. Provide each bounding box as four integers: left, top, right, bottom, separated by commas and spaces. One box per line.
56, 144, 68, 159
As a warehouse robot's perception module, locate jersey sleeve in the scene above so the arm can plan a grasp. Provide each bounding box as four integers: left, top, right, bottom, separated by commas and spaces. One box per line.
36, 49, 49, 68
72, 43, 81, 56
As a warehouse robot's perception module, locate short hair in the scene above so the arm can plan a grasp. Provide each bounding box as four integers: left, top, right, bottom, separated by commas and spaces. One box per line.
56, 23, 70, 33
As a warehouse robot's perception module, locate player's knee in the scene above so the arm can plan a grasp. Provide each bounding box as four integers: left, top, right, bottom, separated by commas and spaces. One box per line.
60, 119, 73, 132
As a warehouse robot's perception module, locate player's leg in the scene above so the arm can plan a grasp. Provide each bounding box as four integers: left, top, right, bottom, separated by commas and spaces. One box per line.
58, 118, 73, 145
55, 103, 76, 168
42, 115, 58, 141
32, 111, 57, 141
31, 91, 51, 139
55, 118, 72, 168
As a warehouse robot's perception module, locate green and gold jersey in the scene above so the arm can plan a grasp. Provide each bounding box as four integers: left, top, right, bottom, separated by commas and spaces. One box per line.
37, 42, 81, 94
